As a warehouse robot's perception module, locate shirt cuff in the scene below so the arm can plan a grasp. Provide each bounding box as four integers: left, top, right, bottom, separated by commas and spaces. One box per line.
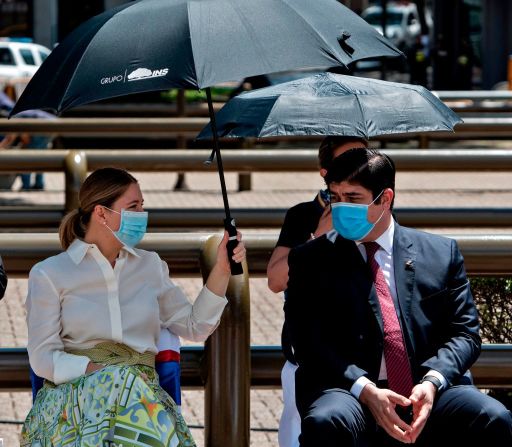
193, 286, 228, 324
425, 369, 448, 390
350, 376, 375, 400
53, 351, 91, 385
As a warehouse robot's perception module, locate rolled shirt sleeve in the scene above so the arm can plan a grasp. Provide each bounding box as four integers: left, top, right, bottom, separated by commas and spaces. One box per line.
158, 259, 227, 342
26, 266, 90, 384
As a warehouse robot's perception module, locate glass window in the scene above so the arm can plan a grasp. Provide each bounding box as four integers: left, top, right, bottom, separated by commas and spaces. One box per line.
39, 50, 49, 62
364, 11, 403, 26
20, 48, 36, 65
0, 48, 15, 65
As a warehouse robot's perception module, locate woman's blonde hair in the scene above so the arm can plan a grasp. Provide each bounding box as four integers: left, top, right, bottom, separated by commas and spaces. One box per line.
59, 167, 138, 249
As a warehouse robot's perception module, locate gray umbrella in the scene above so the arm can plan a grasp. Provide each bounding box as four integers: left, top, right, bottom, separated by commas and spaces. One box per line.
197, 72, 462, 140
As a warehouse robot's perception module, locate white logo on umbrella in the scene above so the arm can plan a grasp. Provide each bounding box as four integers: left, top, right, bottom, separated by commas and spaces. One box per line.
127, 67, 169, 81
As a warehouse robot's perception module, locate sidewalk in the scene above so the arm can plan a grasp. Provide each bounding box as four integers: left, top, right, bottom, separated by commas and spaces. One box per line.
1, 161, 512, 445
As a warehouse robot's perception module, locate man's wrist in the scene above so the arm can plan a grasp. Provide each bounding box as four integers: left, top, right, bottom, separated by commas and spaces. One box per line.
351, 376, 376, 400
420, 374, 443, 391
359, 381, 378, 405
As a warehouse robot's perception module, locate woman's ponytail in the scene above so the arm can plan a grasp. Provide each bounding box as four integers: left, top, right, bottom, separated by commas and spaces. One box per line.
59, 209, 86, 250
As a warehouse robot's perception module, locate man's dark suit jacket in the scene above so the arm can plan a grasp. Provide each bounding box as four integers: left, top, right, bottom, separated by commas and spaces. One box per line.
0, 256, 6, 300
284, 223, 481, 413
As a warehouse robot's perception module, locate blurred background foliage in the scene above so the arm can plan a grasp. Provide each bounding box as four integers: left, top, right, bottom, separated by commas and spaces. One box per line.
471, 277, 512, 409
472, 277, 512, 344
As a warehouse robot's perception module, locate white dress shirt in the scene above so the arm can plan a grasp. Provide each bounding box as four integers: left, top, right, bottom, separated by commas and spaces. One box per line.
327, 221, 447, 398
26, 239, 227, 385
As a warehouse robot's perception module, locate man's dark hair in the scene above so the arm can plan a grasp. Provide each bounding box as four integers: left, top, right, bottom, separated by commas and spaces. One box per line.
318, 136, 368, 169
325, 148, 396, 208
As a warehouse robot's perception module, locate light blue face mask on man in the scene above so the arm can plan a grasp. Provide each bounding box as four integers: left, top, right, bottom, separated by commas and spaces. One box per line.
105, 208, 148, 248
331, 190, 384, 241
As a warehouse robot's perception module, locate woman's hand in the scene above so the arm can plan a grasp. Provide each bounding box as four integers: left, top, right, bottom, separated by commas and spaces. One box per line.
205, 231, 246, 296
215, 230, 246, 273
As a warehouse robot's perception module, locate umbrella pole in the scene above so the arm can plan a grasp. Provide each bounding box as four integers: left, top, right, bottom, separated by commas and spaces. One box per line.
205, 87, 243, 275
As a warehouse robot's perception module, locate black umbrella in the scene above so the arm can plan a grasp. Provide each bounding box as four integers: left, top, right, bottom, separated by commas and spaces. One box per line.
197, 73, 462, 140
11, 0, 402, 273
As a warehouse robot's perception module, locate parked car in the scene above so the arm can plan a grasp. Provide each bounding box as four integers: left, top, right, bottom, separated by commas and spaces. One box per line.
0, 39, 51, 80
361, 2, 432, 53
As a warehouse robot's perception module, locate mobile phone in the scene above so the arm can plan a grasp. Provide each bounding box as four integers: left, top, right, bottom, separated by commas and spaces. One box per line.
319, 188, 331, 206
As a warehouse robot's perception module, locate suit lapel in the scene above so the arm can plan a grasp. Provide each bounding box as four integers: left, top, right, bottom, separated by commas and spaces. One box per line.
393, 224, 416, 348
334, 234, 384, 334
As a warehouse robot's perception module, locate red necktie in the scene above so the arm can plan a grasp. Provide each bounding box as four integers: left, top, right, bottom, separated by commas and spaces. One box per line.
364, 241, 414, 397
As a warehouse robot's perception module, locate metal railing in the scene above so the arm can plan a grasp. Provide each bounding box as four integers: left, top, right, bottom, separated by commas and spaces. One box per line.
435, 91, 512, 101
58, 92, 512, 116
4, 89, 512, 121
3, 117, 512, 147
3, 232, 512, 277
3, 207, 512, 230
2, 344, 511, 390
1, 150, 512, 224
3, 148, 512, 172
421, 91, 512, 115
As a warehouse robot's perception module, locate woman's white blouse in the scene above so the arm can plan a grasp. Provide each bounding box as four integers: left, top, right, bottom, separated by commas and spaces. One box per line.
26, 239, 227, 385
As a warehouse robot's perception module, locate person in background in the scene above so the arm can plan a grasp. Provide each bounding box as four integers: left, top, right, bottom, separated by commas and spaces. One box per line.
0, 90, 54, 190
267, 136, 368, 447
22, 167, 245, 446
18, 130, 53, 190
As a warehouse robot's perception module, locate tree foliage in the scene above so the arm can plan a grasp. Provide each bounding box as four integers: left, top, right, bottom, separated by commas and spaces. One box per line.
470, 277, 512, 409
471, 277, 512, 343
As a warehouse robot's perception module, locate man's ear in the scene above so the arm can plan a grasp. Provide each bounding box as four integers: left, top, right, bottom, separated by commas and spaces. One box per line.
320, 168, 327, 178
382, 188, 394, 209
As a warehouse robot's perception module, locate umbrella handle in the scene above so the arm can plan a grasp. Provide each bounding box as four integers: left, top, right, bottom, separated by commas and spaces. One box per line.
224, 217, 243, 276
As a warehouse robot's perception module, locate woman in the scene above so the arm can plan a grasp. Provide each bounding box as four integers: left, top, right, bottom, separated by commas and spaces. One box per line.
22, 167, 245, 447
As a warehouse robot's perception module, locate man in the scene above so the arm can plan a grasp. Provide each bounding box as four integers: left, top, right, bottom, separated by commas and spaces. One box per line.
285, 148, 512, 446
267, 136, 368, 447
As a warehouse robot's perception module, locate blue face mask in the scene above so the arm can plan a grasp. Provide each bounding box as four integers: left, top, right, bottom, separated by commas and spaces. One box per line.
331, 191, 385, 241
105, 208, 148, 248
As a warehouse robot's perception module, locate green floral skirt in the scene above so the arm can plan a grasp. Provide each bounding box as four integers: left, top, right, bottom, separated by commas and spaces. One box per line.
21, 365, 196, 447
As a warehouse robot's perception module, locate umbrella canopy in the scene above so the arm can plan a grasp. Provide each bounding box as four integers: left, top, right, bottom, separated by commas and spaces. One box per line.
11, 0, 401, 116
197, 72, 463, 140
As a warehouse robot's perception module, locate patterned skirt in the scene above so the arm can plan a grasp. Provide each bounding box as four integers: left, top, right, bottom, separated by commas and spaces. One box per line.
21, 364, 196, 447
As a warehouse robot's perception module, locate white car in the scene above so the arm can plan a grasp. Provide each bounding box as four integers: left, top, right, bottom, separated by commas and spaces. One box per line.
362, 2, 431, 52
0, 40, 51, 79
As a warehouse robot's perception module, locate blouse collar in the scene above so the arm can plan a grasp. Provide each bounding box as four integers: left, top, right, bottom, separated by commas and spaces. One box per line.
67, 238, 139, 265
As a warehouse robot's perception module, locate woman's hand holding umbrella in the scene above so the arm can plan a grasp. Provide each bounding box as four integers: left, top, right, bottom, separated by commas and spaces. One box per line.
206, 231, 245, 296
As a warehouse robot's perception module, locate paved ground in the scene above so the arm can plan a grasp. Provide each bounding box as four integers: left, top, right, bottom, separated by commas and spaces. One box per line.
1, 140, 512, 445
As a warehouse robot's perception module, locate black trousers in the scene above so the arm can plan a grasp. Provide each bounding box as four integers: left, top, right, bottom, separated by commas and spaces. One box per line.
299, 386, 512, 447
